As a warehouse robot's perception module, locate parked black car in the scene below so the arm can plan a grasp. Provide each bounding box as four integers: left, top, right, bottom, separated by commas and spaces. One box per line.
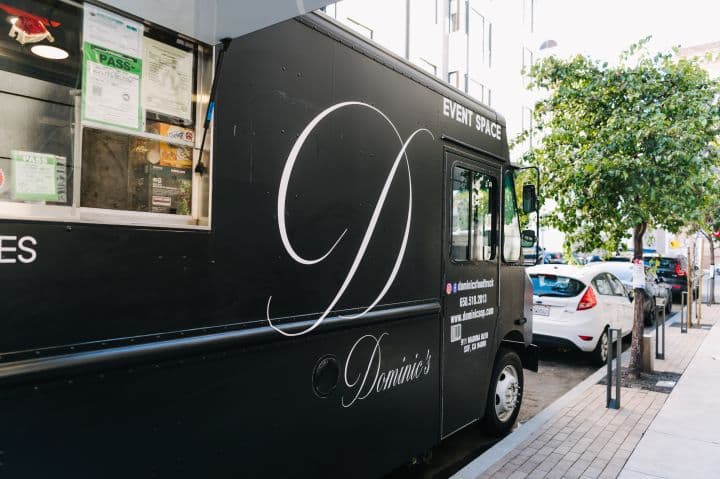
645, 257, 696, 301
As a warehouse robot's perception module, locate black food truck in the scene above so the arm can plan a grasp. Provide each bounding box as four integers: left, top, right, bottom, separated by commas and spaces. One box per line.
0, 1, 538, 477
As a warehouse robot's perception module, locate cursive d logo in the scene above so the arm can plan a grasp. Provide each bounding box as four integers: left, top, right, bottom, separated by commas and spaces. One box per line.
266, 101, 433, 337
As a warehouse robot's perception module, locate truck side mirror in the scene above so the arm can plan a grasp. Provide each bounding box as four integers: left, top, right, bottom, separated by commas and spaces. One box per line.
522, 184, 537, 213
521, 229, 536, 248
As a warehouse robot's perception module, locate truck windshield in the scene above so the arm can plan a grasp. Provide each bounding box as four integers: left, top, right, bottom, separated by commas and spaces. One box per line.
530, 274, 586, 297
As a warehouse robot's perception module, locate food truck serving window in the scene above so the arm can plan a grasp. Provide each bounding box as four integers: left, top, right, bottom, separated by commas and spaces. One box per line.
0, 0, 213, 228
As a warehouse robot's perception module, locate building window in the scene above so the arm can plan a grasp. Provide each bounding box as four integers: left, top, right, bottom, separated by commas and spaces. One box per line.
522, 106, 534, 148
523, 0, 534, 33
522, 47, 534, 74
417, 58, 437, 76
449, 0, 461, 32
487, 23, 493, 67
468, 8, 492, 68
468, 79, 490, 105
448, 71, 460, 88
347, 17, 374, 39
469, 8, 485, 63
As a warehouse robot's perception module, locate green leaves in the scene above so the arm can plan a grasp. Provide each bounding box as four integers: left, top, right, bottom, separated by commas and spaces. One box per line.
522, 41, 720, 253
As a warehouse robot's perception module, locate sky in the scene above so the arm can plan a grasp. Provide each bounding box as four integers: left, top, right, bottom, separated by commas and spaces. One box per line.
539, 0, 720, 62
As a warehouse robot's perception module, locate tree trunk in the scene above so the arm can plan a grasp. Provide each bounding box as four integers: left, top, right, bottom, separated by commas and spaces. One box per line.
628, 222, 647, 379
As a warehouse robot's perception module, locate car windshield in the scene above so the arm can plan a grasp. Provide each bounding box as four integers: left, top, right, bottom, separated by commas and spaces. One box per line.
530, 274, 586, 297
612, 269, 632, 283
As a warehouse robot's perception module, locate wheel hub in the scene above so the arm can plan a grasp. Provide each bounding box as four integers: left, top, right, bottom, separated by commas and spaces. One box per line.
495, 365, 519, 422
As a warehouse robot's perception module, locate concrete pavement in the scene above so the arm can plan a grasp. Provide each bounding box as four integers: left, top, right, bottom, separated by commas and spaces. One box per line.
619, 307, 720, 478
454, 305, 720, 479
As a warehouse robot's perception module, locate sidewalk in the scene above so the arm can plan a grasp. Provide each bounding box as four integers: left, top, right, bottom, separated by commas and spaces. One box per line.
619, 307, 720, 478
454, 304, 720, 479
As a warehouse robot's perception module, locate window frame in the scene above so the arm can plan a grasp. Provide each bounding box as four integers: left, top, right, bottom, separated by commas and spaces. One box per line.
449, 0, 461, 32
346, 17, 374, 39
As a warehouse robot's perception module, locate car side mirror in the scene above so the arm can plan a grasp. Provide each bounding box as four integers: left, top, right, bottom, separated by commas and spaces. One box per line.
521, 229, 536, 248
522, 184, 537, 213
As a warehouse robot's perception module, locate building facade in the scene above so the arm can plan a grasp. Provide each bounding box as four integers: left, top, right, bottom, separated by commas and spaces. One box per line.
322, 0, 541, 160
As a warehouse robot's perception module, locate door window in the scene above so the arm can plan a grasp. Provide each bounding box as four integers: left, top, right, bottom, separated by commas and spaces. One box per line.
450, 165, 496, 262
502, 171, 521, 262
592, 275, 613, 296
607, 274, 628, 297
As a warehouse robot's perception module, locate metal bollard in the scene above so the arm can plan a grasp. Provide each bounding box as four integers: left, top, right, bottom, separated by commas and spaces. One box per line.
680, 291, 688, 333
606, 328, 621, 409
655, 297, 665, 360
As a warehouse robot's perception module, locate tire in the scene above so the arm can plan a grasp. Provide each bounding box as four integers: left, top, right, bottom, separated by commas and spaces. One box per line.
665, 298, 672, 315
482, 349, 523, 436
590, 328, 609, 366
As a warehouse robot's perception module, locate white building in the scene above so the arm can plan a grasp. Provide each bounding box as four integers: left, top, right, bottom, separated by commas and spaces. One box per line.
322, 0, 542, 161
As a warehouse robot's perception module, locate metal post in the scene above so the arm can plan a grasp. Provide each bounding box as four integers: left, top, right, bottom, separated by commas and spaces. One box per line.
699, 235, 704, 324
655, 297, 665, 360
680, 291, 688, 333
688, 246, 694, 328
606, 328, 621, 409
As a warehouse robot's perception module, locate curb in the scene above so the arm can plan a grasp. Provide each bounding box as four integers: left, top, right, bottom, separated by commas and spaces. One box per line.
452, 312, 678, 479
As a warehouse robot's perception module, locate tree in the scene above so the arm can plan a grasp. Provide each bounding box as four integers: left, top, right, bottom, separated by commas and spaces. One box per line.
520, 39, 720, 377
690, 182, 720, 304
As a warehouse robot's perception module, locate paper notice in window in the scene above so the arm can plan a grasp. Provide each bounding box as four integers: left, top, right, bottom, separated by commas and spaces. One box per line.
142, 38, 194, 121
83, 44, 142, 130
83, 4, 143, 58
10, 151, 63, 202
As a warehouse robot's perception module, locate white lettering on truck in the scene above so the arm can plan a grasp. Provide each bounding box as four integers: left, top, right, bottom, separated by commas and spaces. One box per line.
0, 236, 37, 264
442, 97, 502, 140
266, 101, 434, 337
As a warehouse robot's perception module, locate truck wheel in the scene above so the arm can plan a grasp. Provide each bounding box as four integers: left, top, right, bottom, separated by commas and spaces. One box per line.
590, 328, 609, 366
483, 349, 523, 436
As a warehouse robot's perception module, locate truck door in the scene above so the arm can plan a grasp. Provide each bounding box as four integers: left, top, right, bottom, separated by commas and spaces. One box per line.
441, 150, 500, 438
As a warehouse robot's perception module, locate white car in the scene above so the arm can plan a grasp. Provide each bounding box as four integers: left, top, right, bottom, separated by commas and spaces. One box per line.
527, 264, 634, 365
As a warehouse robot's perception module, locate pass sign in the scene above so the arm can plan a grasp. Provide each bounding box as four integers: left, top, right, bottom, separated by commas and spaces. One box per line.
81, 4, 144, 131
82, 43, 142, 130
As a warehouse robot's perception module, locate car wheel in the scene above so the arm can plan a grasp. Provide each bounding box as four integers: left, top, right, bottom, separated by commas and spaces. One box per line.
590, 328, 609, 366
483, 349, 523, 436
665, 297, 672, 315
